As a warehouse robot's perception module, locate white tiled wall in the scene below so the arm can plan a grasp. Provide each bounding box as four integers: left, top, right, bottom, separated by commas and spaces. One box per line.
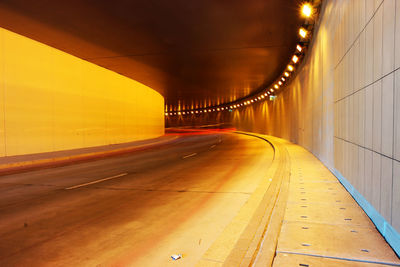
234, 0, 400, 234
333, 0, 398, 232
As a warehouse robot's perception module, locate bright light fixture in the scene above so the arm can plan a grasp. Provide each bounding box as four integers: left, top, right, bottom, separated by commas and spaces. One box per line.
278, 81, 282, 85
299, 28, 307, 38
292, 55, 299, 63
302, 3, 313, 17
288, 65, 294, 71
284, 72, 290, 77
274, 84, 279, 89
296, 44, 302, 52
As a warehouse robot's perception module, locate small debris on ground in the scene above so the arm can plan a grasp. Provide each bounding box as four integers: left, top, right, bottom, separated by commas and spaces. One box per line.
171, 254, 182, 261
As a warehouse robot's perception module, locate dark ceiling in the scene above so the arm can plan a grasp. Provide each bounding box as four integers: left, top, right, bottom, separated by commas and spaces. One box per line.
0, 0, 303, 110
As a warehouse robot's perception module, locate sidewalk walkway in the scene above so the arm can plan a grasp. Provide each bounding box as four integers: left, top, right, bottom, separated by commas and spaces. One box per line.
272, 139, 400, 266
197, 133, 400, 266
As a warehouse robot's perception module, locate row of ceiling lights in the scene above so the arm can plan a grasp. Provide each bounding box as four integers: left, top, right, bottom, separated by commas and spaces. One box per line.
165, 2, 315, 117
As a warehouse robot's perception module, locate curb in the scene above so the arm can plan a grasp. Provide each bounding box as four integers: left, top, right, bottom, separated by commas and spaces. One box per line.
196, 132, 290, 267
0, 136, 179, 176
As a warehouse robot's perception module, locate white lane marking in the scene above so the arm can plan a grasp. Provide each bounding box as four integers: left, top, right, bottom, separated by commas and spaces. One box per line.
210, 145, 216, 149
182, 153, 197, 159
65, 173, 128, 190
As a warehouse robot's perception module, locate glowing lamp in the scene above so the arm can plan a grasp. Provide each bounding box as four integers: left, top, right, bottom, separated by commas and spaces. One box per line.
299, 28, 307, 38
302, 3, 313, 17
297, 44, 302, 52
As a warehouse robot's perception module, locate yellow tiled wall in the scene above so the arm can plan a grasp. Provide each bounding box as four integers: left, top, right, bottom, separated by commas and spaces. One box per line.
0, 27, 164, 156
232, 0, 400, 233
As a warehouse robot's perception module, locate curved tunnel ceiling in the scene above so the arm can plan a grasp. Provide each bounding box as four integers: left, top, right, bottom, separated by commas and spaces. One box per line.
0, 0, 303, 110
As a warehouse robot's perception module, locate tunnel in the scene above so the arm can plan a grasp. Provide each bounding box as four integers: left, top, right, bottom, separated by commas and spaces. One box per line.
0, 0, 399, 266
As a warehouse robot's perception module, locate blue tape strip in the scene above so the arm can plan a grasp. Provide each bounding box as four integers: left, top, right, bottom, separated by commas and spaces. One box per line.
331, 168, 400, 257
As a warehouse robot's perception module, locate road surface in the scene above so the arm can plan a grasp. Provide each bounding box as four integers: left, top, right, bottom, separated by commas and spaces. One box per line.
0, 132, 273, 266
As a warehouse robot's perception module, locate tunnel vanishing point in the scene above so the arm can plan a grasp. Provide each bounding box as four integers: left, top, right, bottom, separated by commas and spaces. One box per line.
0, 0, 399, 266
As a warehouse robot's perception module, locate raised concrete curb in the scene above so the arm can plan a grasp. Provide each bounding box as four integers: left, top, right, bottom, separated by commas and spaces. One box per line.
196, 132, 291, 266
0, 135, 179, 175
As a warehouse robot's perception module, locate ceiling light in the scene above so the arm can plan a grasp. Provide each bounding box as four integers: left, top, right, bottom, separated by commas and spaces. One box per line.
288, 65, 294, 71
281, 77, 285, 81
301, 3, 313, 17
296, 44, 302, 52
274, 84, 279, 89
299, 28, 307, 38
284, 72, 290, 77
292, 55, 299, 63
278, 81, 282, 85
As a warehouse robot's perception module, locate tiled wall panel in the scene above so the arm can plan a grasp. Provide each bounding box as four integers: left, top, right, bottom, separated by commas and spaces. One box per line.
232, 0, 400, 235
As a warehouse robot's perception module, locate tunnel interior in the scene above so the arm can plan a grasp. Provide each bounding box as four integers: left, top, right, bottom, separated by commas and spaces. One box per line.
0, 0, 399, 265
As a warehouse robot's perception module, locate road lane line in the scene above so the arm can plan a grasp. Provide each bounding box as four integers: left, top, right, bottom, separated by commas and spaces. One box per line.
210, 145, 216, 149
65, 173, 128, 190
182, 153, 197, 159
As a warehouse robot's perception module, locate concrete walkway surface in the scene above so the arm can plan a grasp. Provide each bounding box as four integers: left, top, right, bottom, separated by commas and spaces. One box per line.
197, 133, 400, 266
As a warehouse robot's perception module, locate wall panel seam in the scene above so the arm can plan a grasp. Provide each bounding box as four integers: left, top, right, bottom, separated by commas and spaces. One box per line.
334, 66, 400, 103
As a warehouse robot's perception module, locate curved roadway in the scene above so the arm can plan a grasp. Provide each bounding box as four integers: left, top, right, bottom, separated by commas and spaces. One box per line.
0, 132, 273, 266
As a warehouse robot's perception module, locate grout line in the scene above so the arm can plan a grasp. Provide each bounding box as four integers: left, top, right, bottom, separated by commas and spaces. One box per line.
276, 250, 400, 266
334, 67, 400, 104
334, 0, 384, 70
334, 136, 400, 163
391, 0, 397, 228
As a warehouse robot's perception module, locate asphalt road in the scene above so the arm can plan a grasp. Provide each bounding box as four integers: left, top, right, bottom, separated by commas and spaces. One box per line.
0, 132, 274, 266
